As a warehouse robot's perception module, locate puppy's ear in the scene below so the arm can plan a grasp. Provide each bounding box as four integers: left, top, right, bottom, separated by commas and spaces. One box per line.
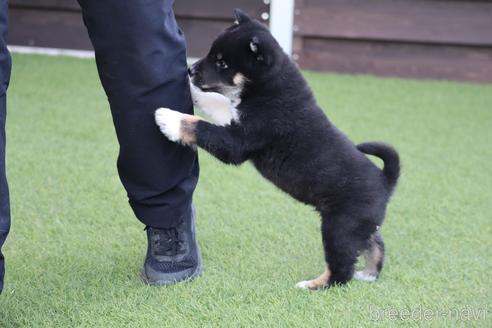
249, 36, 271, 64
234, 9, 252, 24
249, 36, 260, 54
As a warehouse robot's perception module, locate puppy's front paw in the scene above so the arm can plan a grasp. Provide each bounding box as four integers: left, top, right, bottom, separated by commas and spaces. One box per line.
295, 268, 330, 290
155, 108, 202, 145
155, 108, 184, 142
295, 280, 313, 290
295, 280, 321, 290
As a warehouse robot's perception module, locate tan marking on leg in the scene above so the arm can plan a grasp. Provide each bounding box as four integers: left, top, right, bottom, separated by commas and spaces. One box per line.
179, 115, 202, 145
297, 265, 331, 290
354, 233, 384, 282
364, 243, 383, 274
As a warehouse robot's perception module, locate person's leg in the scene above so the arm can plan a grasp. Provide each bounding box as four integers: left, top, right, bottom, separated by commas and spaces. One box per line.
78, 0, 198, 229
77, 0, 202, 284
0, 0, 12, 294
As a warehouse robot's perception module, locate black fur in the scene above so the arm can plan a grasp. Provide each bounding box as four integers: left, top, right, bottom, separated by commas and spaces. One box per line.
187, 10, 400, 286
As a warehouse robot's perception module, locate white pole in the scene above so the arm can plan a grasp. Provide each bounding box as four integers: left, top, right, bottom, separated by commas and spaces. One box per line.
268, 0, 295, 57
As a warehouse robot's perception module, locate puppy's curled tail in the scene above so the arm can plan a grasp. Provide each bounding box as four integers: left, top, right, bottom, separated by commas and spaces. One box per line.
357, 142, 400, 188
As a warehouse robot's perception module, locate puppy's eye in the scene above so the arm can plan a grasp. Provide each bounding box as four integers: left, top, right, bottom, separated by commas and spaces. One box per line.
216, 60, 228, 70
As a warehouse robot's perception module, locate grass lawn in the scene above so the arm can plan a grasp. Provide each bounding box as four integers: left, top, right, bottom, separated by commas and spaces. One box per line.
0, 54, 491, 327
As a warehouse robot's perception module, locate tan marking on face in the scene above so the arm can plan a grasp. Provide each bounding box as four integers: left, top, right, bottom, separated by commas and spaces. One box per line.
179, 114, 202, 145
233, 73, 246, 86
303, 265, 331, 290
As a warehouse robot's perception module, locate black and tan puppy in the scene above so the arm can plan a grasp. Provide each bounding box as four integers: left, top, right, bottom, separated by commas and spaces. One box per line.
155, 9, 400, 289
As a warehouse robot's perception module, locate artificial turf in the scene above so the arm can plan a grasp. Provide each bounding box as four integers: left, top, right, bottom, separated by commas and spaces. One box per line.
0, 54, 490, 327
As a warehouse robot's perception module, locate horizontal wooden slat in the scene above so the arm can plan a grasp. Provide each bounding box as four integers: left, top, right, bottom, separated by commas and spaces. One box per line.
9, 0, 270, 21
295, 0, 492, 46
9, 0, 80, 11
8, 8, 92, 50
7, 0, 268, 56
297, 37, 492, 83
174, 0, 269, 21
7, 7, 240, 58
177, 18, 230, 57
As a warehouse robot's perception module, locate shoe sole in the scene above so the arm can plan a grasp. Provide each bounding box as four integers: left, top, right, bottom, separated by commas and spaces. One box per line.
140, 250, 203, 286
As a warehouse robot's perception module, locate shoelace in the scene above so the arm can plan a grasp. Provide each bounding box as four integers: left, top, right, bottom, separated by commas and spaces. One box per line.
146, 226, 185, 257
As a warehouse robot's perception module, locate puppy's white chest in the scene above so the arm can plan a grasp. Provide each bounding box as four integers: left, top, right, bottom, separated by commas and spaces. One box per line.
190, 83, 240, 126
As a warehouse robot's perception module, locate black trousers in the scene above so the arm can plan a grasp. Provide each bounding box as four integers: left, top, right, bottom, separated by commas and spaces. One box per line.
0, 0, 11, 295
0, 0, 199, 293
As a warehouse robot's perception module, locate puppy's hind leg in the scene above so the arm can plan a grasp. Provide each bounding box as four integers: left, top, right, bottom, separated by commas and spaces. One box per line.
354, 231, 385, 282
296, 213, 358, 290
321, 216, 359, 286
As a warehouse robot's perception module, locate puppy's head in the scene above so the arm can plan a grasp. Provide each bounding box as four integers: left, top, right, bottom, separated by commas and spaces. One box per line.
189, 9, 284, 101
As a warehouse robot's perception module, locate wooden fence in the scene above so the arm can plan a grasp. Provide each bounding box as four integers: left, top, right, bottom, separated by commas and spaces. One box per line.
7, 0, 270, 58
7, 0, 492, 83
293, 0, 492, 83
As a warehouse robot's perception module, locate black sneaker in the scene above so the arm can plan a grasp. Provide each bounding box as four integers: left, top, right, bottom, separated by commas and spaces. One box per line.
141, 206, 202, 285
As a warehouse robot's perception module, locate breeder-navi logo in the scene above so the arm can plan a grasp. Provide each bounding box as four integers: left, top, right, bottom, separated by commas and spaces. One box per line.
368, 305, 487, 322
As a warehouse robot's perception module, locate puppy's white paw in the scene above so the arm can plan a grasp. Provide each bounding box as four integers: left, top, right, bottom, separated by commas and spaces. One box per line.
353, 271, 377, 282
155, 108, 184, 142
295, 280, 313, 290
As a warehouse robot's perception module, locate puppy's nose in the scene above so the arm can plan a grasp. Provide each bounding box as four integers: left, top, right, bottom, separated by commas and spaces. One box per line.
188, 67, 197, 78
